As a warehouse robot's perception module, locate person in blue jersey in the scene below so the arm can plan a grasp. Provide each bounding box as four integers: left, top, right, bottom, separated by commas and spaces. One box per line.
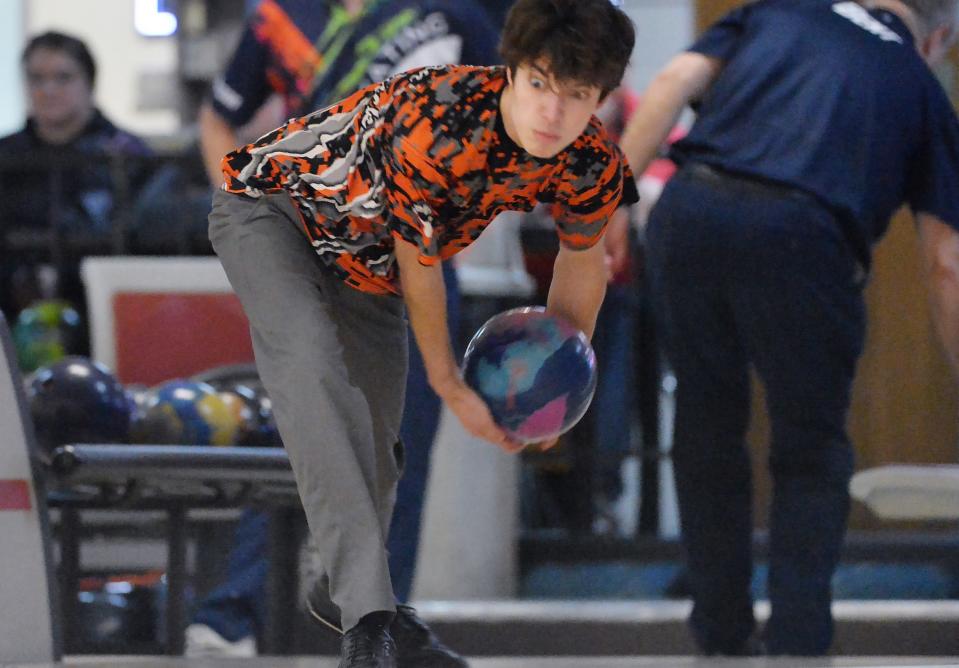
620, 0, 959, 657
198, 0, 498, 182
186, 0, 497, 663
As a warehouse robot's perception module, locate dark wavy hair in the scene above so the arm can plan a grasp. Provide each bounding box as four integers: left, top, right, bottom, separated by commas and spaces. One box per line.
499, 0, 635, 98
22, 31, 97, 88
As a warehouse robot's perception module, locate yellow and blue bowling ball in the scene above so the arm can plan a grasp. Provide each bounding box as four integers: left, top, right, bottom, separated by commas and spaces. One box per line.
132, 379, 240, 446
462, 306, 597, 444
216, 383, 282, 447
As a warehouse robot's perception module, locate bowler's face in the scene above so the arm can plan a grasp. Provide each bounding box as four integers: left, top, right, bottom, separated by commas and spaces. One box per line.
504, 60, 603, 158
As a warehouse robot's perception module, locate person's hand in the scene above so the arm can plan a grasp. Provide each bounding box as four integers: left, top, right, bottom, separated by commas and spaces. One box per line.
436, 377, 525, 453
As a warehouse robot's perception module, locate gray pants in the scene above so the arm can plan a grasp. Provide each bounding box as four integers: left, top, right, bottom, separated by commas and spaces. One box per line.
209, 189, 408, 630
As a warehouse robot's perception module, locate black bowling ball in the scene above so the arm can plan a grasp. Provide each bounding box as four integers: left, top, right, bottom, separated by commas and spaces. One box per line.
28, 356, 132, 454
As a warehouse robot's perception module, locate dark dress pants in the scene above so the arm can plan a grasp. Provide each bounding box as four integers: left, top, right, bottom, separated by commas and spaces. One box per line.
645, 165, 865, 655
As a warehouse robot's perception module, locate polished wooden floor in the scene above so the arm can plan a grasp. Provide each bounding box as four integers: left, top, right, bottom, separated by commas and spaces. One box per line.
9, 657, 959, 668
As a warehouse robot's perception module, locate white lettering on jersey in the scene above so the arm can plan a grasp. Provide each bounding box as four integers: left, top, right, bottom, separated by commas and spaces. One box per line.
367, 12, 456, 84
212, 76, 244, 112
392, 36, 463, 74
832, 2, 904, 43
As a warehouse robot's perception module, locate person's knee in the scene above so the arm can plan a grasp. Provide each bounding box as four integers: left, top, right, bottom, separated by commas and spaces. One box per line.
671, 395, 751, 468
769, 435, 854, 483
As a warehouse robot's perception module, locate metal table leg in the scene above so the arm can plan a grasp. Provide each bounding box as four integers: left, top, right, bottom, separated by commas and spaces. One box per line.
165, 507, 187, 655
263, 506, 300, 654
58, 508, 81, 653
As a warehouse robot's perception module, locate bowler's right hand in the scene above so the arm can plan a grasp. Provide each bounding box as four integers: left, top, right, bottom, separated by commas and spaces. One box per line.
436, 378, 525, 453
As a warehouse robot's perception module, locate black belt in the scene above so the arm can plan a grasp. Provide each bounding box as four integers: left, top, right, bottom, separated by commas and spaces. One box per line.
683, 161, 868, 284
684, 162, 820, 206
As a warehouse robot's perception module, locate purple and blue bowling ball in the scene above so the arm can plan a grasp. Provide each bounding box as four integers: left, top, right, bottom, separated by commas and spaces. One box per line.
27, 356, 132, 455
462, 306, 597, 444
132, 379, 239, 446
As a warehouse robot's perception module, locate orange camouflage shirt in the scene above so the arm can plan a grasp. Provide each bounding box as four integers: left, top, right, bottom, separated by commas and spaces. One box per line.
222, 65, 638, 295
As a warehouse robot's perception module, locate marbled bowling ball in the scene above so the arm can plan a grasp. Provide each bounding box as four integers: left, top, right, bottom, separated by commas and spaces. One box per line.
462, 306, 597, 444
132, 379, 239, 446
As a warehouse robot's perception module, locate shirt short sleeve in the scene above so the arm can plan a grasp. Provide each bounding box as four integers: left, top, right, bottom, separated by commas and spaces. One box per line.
551, 144, 639, 251
209, 12, 274, 127
907, 82, 959, 232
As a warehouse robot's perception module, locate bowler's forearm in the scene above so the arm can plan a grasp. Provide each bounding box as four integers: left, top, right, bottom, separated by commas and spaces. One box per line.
919, 214, 959, 380
546, 243, 607, 339
199, 103, 240, 188
394, 239, 460, 395
927, 251, 959, 377
620, 52, 723, 174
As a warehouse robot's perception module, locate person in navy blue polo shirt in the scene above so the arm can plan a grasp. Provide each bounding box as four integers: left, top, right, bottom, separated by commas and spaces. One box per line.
621, 0, 959, 656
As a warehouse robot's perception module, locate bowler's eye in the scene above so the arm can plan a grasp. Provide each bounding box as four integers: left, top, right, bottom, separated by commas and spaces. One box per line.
529, 77, 545, 89
572, 90, 590, 100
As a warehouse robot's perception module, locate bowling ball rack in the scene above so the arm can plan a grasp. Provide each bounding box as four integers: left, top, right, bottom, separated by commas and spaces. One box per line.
45, 443, 303, 656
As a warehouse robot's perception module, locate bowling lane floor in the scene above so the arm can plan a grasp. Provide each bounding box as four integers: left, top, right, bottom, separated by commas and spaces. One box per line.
8, 657, 959, 668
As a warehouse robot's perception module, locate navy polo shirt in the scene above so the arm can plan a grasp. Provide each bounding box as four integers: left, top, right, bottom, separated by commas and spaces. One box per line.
672, 0, 959, 266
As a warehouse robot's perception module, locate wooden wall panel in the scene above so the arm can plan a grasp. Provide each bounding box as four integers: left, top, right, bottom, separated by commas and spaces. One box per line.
696, 0, 746, 33
845, 214, 958, 528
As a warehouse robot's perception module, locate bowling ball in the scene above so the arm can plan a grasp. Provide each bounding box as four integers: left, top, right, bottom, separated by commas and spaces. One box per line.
125, 383, 152, 435
196, 367, 282, 448
216, 385, 266, 447
27, 356, 132, 454
12, 299, 83, 373
131, 379, 239, 446
462, 306, 597, 444
223, 383, 283, 447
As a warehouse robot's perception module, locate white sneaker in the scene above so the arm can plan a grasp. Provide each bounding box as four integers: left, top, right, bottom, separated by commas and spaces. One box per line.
184, 623, 257, 657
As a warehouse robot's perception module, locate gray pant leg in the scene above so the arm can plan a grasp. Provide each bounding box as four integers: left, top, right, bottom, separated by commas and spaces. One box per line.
208, 190, 407, 630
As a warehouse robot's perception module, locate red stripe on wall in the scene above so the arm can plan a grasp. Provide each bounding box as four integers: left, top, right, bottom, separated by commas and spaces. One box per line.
0, 480, 32, 511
